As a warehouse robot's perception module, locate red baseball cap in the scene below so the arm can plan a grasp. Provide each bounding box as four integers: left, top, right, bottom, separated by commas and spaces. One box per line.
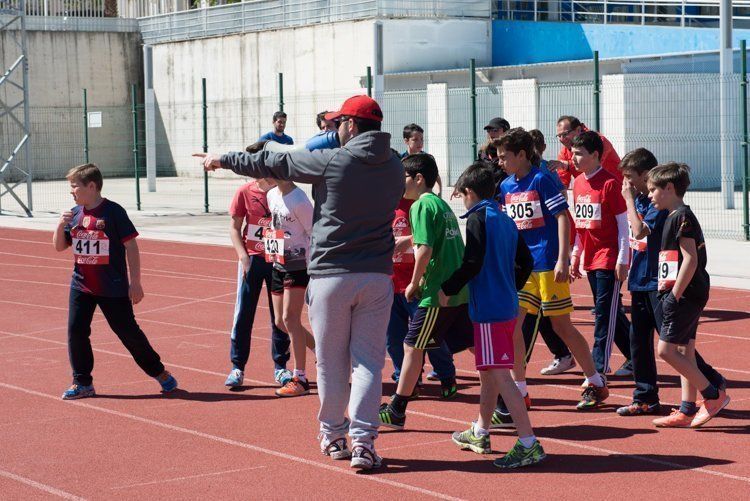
325, 95, 383, 122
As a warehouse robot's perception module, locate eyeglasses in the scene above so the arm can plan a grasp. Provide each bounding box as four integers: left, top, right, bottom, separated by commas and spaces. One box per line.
556, 130, 573, 138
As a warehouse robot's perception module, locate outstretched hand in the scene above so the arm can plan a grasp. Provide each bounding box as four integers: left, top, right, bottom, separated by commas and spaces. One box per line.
193, 152, 222, 172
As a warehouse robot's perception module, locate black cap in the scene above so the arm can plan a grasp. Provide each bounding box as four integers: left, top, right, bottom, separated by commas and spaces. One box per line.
484, 117, 510, 132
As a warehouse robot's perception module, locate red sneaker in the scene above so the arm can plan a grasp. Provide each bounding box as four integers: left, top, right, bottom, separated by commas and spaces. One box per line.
691, 390, 730, 428
275, 377, 310, 397
653, 408, 693, 428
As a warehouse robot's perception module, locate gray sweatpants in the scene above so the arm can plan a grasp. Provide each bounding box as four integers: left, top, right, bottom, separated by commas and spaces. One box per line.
307, 272, 393, 448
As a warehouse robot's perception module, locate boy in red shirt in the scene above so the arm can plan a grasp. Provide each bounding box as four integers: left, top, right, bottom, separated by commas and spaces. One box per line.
224, 142, 292, 388
569, 132, 632, 390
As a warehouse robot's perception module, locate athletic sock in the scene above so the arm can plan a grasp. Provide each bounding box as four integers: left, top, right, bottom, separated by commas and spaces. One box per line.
293, 369, 306, 382
679, 401, 698, 416
473, 422, 489, 437
391, 393, 409, 415
519, 435, 537, 448
515, 381, 528, 396
588, 373, 605, 387
699, 384, 720, 401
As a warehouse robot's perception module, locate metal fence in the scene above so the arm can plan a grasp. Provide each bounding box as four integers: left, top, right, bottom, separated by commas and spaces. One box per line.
5, 60, 750, 239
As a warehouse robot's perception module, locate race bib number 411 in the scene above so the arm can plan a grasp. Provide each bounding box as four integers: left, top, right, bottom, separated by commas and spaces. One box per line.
658, 250, 678, 291
505, 191, 544, 230
574, 194, 602, 229
72, 229, 110, 265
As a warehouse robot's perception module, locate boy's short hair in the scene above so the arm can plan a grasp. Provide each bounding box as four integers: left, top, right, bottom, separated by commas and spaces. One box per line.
454, 161, 496, 200
316, 111, 329, 129
66, 163, 103, 191
403, 123, 424, 139
496, 127, 534, 160
557, 115, 581, 130
528, 129, 545, 151
571, 130, 604, 158
246, 140, 269, 153
272, 111, 287, 122
403, 153, 438, 188
648, 162, 691, 197
619, 148, 658, 175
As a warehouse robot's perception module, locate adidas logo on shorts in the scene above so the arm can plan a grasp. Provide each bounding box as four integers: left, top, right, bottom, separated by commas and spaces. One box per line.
501, 353, 510, 361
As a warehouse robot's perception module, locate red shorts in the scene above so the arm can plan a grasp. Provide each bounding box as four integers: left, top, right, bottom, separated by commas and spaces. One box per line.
473, 320, 516, 371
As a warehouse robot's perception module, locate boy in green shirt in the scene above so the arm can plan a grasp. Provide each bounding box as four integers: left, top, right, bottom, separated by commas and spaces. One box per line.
379, 154, 473, 430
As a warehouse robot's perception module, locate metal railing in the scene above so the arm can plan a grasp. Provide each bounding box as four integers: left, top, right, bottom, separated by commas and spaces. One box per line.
497, 0, 750, 26
139, 0, 492, 43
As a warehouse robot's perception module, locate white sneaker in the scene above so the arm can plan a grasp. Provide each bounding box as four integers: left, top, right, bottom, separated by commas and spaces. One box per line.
540, 355, 576, 375
320, 434, 351, 460
350, 445, 382, 470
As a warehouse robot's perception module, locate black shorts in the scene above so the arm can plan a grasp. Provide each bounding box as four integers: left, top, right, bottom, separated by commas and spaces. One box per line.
404, 304, 474, 353
659, 293, 706, 345
271, 268, 310, 295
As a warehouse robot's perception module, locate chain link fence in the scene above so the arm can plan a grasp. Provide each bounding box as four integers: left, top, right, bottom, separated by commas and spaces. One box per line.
6, 60, 750, 240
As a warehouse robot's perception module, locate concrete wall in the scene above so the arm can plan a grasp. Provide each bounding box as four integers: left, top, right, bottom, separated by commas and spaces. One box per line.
0, 29, 142, 182
492, 20, 750, 66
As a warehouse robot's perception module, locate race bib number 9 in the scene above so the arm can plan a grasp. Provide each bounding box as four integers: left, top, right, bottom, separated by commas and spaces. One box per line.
505, 191, 544, 230
574, 195, 602, 229
263, 229, 285, 264
658, 250, 678, 291
72, 229, 110, 265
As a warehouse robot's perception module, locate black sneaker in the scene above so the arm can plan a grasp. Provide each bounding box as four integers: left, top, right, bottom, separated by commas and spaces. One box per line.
440, 378, 458, 399
378, 403, 405, 430
490, 400, 515, 429
616, 401, 661, 416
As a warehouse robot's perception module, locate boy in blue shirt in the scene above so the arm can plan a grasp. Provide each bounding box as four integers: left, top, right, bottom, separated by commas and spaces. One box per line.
259, 111, 294, 145
497, 128, 608, 412
440, 161, 545, 469
617, 149, 725, 417
52, 164, 177, 399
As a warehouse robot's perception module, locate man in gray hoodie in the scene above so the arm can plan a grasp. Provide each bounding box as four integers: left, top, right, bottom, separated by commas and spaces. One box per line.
197, 95, 403, 470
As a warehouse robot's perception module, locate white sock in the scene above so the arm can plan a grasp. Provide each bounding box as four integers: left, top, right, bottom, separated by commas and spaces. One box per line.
473, 422, 489, 437
588, 373, 604, 387
515, 380, 528, 396
519, 435, 537, 448
293, 369, 307, 381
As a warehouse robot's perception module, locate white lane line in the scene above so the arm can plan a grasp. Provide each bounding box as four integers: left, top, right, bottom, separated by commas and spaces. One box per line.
0, 468, 86, 500
109, 466, 266, 490
0, 383, 465, 501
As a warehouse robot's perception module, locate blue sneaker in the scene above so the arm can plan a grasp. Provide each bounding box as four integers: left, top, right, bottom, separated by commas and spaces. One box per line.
61, 384, 95, 400
156, 371, 178, 392
225, 368, 244, 388
274, 369, 293, 386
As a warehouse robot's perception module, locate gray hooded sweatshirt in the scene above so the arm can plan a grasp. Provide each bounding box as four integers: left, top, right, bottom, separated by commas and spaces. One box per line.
221, 130, 404, 276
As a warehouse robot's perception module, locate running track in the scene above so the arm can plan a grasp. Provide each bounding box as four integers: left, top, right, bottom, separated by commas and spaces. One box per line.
1, 228, 749, 499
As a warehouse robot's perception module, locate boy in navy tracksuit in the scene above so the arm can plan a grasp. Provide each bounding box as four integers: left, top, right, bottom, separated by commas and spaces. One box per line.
53, 164, 177, 400
440, 162, 545, 469
617, 149, 725, 417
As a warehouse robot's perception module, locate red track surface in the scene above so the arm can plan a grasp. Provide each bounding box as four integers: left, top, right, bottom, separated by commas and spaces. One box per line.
1, 227, 749, 499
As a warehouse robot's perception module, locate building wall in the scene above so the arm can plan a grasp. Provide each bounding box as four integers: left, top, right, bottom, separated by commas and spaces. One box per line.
492, 20, 750, 66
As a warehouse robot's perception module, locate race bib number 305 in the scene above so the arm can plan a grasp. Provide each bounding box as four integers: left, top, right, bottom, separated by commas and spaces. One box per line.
263, 229, 285, 264
504, 191, 544, 230
72, 229, 110, 265
574, 194, 602, 229
658, 250, 678, 291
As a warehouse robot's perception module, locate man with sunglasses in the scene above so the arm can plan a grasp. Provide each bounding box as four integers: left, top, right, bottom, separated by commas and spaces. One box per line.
548, 115, 622, 188
196, 95, 403, 471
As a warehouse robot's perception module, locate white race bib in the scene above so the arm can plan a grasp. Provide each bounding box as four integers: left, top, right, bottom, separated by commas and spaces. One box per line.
72, 229, 110, 265
505, 191, 545, 230
658, 250, 678, 291
574, 194, 602, 229
263, 228, 285, 264
245, 215, 270, 255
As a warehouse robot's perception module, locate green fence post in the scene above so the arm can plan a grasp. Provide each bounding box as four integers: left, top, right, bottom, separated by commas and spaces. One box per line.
278, 72, 284, 112
742, 40, 749, 241
82, 88, 89, 163
593, 50, 600, 132
366, 66, 372, 97
131, 84, 141, 211
470, 58, 477, 160
202, 77, 209, 214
